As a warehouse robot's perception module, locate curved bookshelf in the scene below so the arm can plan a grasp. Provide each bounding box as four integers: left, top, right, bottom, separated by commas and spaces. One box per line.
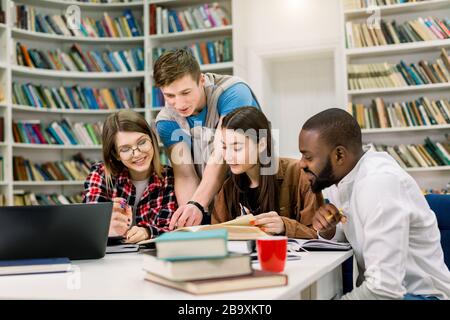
348, 83, 450, 96
13, 181, 85, 186
12, 104, 147, 114
361, 124, 450, 134
149, 25, 233, 41
11, 66, 145, 79
12, 28, 145, 44
346, 39, 450, 58
12, 143, 101, 150
20, 0, 144, 10
344, 0, 450, 19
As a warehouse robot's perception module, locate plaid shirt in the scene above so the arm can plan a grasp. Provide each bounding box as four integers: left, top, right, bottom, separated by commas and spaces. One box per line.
82, 162, 177, 238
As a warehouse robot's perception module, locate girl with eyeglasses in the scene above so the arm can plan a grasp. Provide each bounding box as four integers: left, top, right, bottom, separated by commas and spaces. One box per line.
82, 110, 177, 243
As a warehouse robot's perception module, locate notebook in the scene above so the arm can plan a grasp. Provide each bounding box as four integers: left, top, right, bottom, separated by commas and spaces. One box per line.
288, 238, 351, 251
0, 257, 71, 276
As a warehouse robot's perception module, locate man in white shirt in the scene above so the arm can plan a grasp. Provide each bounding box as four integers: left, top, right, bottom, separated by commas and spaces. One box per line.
298, 108, 450, 300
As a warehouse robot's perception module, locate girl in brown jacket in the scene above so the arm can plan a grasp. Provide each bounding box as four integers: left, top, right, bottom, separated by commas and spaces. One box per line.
212, 107, 323, 238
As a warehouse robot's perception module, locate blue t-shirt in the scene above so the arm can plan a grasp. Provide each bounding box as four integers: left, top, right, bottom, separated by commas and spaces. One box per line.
156, 83, 259, 148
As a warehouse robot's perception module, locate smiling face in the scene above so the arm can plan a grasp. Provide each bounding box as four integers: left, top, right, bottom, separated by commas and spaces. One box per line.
298, 129, 338, 193
115, 131, 154, 180
160, 74, 205, 117
221, 128, 260, 175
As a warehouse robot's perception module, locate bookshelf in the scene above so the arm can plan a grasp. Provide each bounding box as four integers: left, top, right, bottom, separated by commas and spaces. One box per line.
0, 0, 235, 205
341, 0, 450, 191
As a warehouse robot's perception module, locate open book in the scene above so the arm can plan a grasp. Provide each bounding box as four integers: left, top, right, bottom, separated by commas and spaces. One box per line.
173, 214, 268, 240
288, 238, 351, 251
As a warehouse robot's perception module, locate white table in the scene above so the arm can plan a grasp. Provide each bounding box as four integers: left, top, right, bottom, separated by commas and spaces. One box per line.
0, 250, 353, 300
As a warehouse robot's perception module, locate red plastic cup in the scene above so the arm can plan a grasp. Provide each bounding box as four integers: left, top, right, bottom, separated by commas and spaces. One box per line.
256, 236, 288, 273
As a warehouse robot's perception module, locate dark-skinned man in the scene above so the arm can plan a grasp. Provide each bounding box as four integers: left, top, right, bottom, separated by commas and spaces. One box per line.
298, 108, 450, 300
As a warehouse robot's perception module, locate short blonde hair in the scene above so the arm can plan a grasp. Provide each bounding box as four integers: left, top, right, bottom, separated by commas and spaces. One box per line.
102, 110, 162, 187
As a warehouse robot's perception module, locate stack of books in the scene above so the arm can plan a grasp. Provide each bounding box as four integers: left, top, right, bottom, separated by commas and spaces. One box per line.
349, 96, 450, 129
13, 191, 83, 206
348, 48, 450, 90
143, 229, 287, 295
16, 43, 144, 72
345, 17, 450, 48
13, 153, 92, 182
152, 38, 233, 66
149, 3, 231, 35
12, 81, 144, 110
370, 136, 450, 168
13, 119, 103, 146
16, 5, 142, 38
343, 0, 430, 10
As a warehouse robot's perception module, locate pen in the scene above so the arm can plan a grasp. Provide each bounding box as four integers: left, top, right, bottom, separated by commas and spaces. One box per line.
239, 203, 247, 216
324, 199, 347, 224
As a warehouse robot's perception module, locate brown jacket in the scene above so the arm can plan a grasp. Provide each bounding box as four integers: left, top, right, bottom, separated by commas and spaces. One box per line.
212, 158, 323, 239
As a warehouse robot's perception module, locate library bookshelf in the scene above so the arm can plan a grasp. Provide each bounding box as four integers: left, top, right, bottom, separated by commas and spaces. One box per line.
0, 0, 235, 205
341, 0, 450, 191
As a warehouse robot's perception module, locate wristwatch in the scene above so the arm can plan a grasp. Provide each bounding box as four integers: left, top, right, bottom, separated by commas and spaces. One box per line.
187, 200, 208, 216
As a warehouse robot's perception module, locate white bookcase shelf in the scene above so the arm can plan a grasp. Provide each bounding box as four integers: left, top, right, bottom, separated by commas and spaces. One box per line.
342, 0, 450, 190
12, 104, 147, 114
362, 124, 450, 134
0, 0, 236, 205
344, 0, 450, 18
19, 0, 144, 9
11, 28, 145, 44
13, 181, 84, 186
12, 143, 101, 150
11, 66, 145, 79
346, 39, 450, 58
148, 25, 233, 41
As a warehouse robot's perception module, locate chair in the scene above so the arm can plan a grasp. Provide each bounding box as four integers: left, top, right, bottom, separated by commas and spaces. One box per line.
425, 194, 450, 268
341, 194, 450, 294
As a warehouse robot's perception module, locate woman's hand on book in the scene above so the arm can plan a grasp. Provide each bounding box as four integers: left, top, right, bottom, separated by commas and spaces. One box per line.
124, 226, 150, 243
252, 211, 285, 235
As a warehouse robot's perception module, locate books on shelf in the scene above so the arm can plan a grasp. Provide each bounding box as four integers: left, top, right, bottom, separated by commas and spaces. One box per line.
12, 82, 144, 110
349, 96, 450, 129
173, 214, 268, 241
152, 86, 165, 108
143, 252, 252, 281
0, 194, 5, 206
15, 5, 143, 38
343, 0, 432, 10
345, 17, 450, 48
348, 48, 450, 90
13, 119, 103, 146
369, 135, 450, 168
16, 42, 144, 73
145, 269, 288, 295
155, 229, 228, 261
288, 238, 352, 252
0, 156, 3, 181
0, 116, 4, 141
0, 257, 71, 276
13, 190, 83, 206
149, 2, 231, 35
13, 152, 92, 182
152, 37, 233, 65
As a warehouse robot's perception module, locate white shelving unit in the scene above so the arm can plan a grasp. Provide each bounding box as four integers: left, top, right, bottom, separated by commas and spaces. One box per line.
341, 0, 450, 190
0, 0, 235, 205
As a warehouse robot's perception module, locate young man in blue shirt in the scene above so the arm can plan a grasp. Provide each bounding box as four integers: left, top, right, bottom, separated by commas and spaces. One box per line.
153, 49, 260, 229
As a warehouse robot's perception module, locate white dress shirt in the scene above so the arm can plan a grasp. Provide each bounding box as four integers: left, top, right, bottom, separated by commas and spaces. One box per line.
323, 148, 450, 299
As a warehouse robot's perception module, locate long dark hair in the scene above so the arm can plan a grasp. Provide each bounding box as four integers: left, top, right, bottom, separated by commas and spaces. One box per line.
221, 107, 279, 218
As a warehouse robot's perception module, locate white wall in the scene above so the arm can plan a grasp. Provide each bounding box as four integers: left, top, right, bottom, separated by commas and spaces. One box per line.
233, 0, 344, 157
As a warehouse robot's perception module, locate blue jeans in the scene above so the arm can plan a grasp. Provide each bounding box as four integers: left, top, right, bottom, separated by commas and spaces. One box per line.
404, 294, 439, 300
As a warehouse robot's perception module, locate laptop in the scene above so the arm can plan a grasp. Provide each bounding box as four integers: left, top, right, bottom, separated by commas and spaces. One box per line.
0, 202, 113, 260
